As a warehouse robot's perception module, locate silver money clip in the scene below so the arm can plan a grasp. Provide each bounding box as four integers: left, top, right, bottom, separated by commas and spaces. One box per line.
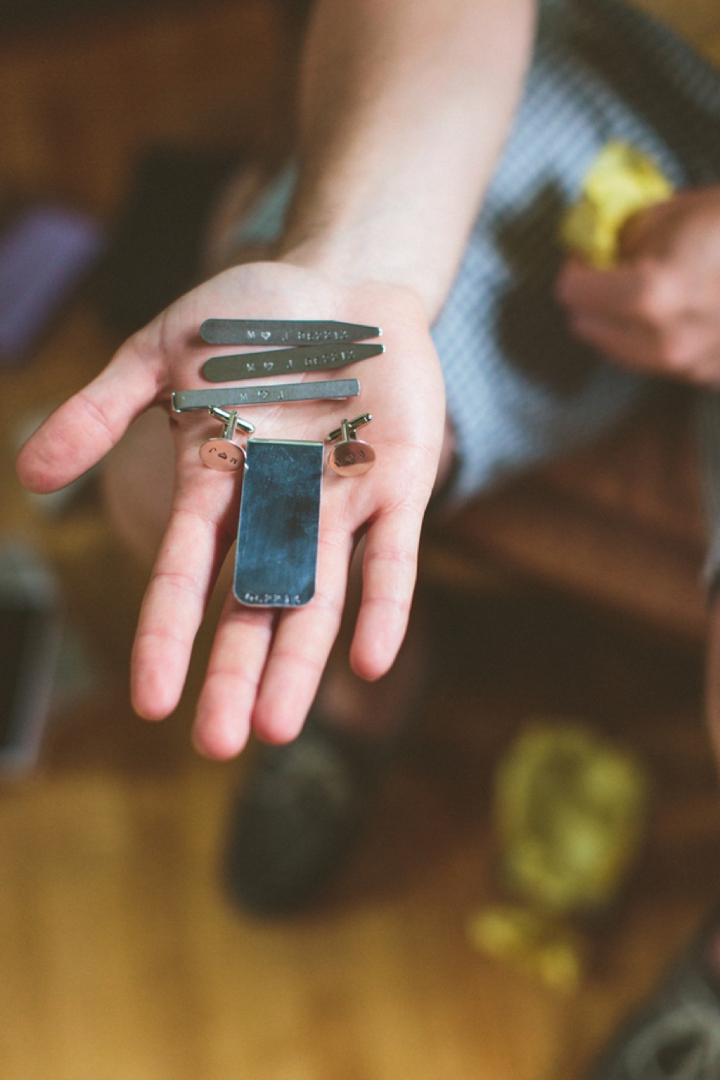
234, 439, 324, 608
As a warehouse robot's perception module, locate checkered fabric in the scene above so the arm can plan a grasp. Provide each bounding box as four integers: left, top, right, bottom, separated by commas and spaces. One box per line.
233, 0, 720, 571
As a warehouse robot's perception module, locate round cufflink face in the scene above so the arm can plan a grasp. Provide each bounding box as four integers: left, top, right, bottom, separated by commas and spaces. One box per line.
328, 439, 376, 476
199, 437, 246, 471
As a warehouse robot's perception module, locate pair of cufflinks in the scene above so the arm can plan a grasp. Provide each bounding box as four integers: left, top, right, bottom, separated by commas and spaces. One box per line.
200, 407, 375, 477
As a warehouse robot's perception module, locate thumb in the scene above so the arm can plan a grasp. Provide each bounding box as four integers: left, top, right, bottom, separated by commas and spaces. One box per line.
16, 328, 167, 493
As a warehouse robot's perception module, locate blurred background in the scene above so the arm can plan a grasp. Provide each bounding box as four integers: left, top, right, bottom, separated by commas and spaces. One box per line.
2, 1, 720, 1078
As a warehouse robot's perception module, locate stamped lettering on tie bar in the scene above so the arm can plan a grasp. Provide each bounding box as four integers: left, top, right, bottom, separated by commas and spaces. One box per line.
202, 342, 383, 382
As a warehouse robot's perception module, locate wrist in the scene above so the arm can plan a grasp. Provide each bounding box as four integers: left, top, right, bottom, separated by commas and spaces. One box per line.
277, 228, 447, 323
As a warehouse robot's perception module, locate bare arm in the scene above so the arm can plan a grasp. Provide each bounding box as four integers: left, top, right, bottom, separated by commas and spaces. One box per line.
17, 0, 536, 758
283, 0, 536, 317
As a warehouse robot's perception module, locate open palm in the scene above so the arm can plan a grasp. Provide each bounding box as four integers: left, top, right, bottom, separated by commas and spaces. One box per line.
17, 260, 446, 758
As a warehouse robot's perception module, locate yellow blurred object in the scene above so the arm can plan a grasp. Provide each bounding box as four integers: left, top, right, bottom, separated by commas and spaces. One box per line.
496, 720, 649, 914
560, 141, 674, 267
468, 720, 650, 991
468, 905, 584, 994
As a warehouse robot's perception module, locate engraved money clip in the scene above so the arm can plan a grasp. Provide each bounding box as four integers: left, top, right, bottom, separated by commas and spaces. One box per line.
200, 319, 381, 346
234, 439, 324, 608
202, 342, 383, 383
171, 379, 360, 413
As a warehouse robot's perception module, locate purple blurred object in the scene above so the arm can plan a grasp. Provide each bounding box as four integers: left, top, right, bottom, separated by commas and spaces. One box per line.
0, 205, 106, 363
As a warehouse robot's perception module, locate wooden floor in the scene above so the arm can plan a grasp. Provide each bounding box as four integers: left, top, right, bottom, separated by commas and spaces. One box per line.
2, 2, 720, 1078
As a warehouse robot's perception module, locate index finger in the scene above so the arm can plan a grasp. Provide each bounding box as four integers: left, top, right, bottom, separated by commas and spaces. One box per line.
555, 257, 650, 317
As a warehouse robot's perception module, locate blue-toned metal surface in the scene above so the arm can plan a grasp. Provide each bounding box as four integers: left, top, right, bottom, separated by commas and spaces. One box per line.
234, 439, 324, 608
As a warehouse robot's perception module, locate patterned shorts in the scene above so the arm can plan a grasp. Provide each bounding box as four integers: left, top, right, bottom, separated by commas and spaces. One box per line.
232, 0, 720, 581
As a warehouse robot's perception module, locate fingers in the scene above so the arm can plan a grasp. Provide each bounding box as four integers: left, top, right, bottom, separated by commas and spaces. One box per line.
350, 501, 423, 682
558, 257, 720, 383
131, 469, 239, 723
16, 331, 165, 493
251, 527, 354, 744
567, 311, 656, 369
192, 597, 277, 760
193, 492, 425, 758
556, 256, 681, 326
194, 524, 354, 757
556, 258, 640, 316
569, 310, 720, 383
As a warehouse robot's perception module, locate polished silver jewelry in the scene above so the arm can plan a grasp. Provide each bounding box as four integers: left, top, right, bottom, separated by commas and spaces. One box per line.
200, 319, 381, 347
202, 342, 383, 383
234, 438, 324, 607
172, 379, 360, 413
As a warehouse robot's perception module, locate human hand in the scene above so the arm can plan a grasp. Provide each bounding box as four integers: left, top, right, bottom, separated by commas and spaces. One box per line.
556, 186, 720, 386
16, 260, 446, 759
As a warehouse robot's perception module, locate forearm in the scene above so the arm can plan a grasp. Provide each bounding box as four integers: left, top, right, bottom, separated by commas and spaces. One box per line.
280, 0, 536, 319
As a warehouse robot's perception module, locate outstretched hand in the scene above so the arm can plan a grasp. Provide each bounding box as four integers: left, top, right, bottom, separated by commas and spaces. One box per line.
16, 260, 446, 758
557, 186, 720, 386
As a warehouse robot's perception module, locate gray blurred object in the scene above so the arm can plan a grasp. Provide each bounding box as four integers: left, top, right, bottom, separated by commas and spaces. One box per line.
0, 541, 63, 777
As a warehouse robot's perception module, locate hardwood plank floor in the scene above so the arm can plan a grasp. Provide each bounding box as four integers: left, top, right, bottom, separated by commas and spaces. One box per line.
1, 2, 720, 1078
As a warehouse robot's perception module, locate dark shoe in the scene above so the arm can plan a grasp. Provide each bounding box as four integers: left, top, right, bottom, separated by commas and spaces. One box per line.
224, 712, 392, 916
586, 909, 720, 1079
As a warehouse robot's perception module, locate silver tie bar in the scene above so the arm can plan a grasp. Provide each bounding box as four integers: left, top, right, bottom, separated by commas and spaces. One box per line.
171, 379, 360, 413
